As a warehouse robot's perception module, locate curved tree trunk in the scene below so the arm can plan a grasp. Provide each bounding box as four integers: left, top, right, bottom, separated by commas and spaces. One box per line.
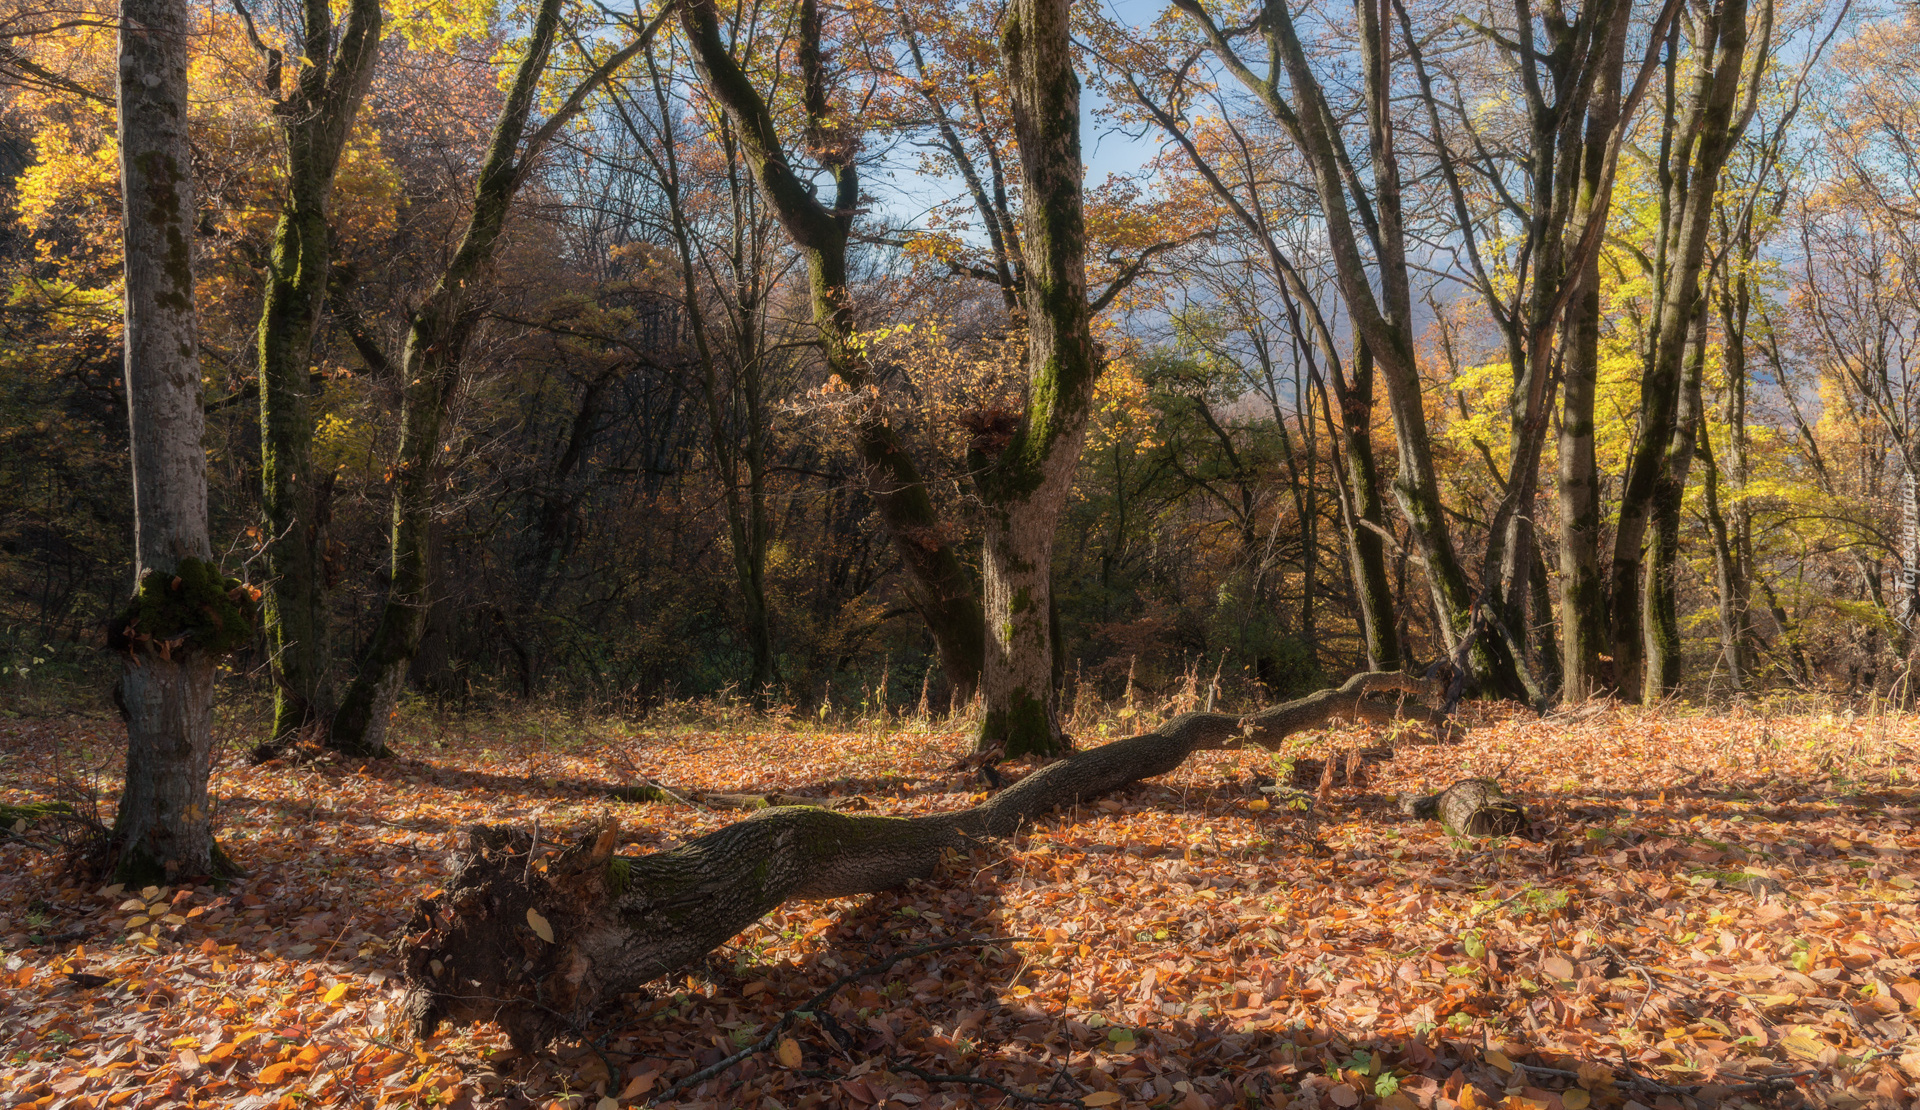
678, 0, 986, 702
402, 672, 1437, 1050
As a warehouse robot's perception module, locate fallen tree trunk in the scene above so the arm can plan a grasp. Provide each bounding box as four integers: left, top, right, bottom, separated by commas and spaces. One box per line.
402, 672, 1434, 1049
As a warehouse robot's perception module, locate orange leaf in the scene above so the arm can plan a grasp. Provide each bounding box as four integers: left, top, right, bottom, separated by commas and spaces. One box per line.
257, 1061, 297, 1086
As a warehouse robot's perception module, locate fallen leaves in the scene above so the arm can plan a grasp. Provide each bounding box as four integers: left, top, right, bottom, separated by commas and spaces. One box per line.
1, 703, 1917, 1108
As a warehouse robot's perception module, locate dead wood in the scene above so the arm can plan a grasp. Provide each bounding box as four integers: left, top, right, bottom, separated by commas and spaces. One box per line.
604, 780, 870, 811
401, 671, 1435, 1050
1398, 778, 1530, 836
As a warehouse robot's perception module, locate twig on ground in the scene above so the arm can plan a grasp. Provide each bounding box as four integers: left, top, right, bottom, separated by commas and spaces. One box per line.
1605, 944, 1662, 1027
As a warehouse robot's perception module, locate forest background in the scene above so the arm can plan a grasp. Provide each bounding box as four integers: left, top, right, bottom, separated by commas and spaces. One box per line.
0, 0, 1917, 735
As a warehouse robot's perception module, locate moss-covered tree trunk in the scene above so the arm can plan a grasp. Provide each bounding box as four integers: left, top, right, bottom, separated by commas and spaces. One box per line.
401, 671, 1436, 1050
678, 0, 986, 702
331, 0, 668, 754
970, 0, 1098, 758
251, 0, 382, 753
111, 0, 221, 883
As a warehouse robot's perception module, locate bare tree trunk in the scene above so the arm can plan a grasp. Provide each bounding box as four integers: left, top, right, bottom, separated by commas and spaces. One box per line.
247, 0, 382, 755
1559, 254, 1608, 698
111, 0, 221, 883
970, 0, 1100, 758
1698, 422, 1749, 689
401, 671, 1438, 1050
1176, 0, 1516, 694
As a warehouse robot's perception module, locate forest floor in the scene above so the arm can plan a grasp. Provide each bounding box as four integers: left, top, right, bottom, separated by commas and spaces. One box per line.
2, 697, 1919, 1110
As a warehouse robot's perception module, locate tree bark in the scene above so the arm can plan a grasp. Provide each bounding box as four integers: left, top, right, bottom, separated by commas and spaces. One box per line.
1643, 302, 1710, 698
250, 0, 382, 754
111, 0, 221, 884
971, 0, 1099, 758
1559, 253, 1608, 698
401, 671, 1437, 1050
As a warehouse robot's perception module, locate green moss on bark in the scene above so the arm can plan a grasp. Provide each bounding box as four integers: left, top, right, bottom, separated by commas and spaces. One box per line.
112, 558, 258, 657
983, 689, 1061, 759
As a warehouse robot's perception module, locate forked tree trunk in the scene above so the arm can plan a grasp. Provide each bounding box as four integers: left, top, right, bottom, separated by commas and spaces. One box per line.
111, 0, 222, 884
402, 672, 1437, 1050
252, 0, 383, 752
1609, 0, 1770, 699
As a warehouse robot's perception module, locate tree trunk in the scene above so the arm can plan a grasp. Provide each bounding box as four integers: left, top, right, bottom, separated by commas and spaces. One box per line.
111, 0, 222, 884
1698, 424, 1749, 689
1559, 255, 1608, 698
332, 0, 665, 753
1609, 0, 1769, 699
1643, 298, 1711, 699
1332, 345, 1400, 671
977, 458, 1080, 756
1175, 0, 1514, 695
401, 671, 1438, 1050
972, 0, 1099, 758
252, 0, 382, 753
678, 0, 986, 701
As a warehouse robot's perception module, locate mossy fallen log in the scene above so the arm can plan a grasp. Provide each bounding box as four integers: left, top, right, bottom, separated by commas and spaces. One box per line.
604, 781, 866, 811
1398, 778, 1530, 836
402, 672, 1435, 1049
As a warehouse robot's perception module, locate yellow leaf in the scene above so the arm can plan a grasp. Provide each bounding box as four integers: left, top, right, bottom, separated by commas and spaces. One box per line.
1246, 799, 1270, 812
527, 908, 555, 943
323, 982, 349, 1003
1781, 1034, 1826, 1060
775, 1037, 803, 1068
1081, 1094, 1124, 1107
1460, 1084, 1486, 1110
1486, 1050, 1514, 1073
1562, 1089, 1591, 1109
